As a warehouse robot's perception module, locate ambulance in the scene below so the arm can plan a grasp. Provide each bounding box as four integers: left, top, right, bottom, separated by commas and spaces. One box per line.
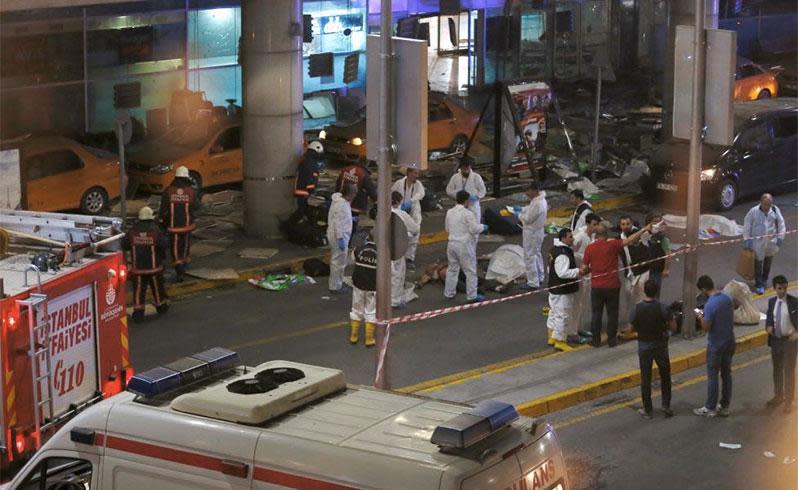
2, 350, 569, 489
0, 210, 132, 479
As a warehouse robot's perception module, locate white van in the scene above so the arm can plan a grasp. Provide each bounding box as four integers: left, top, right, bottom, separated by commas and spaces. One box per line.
3, 349, 568, 490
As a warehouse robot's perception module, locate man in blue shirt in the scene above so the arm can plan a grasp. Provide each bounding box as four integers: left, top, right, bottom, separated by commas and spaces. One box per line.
694, 275, 736, 417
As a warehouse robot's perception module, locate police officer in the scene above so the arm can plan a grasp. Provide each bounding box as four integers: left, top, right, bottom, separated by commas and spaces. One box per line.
159, 166, 198, 282
336, 159, 377, 231
124, 206, 169, 323
350, 231, 378, 346
294, 141, 324, 215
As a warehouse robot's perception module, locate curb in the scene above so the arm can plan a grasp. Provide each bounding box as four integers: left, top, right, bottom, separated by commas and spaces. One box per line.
127, 192, 640, 303
514, 330, 768, 418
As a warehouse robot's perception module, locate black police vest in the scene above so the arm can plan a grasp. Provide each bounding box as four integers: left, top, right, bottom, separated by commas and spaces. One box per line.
548, 245, 579, 295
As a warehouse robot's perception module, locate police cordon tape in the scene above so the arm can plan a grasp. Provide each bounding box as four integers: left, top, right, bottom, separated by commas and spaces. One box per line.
374, 227, 797, 387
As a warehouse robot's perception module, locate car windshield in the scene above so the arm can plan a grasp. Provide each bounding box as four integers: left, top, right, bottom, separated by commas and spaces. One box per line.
162, 123, 211, 150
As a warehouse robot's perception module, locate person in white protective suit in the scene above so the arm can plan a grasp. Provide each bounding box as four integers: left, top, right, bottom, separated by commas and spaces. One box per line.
446, 156, 486, 225
391, 191, 420, 308
444, 190, 488, 303
547, 228, 583, 351
391, 167, 425, 269
327, 183, 357, 293
571, 212, 602, 340
743, 193, 786, 294
519, 183, 548, 290
569, 189, 593, 232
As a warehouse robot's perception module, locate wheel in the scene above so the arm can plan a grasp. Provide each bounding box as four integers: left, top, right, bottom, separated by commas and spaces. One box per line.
757, 89, 771, 99
188, 171, 203, 196
80, 187, 109, 215
717, 179, 737, 211
449, 134, 469, 155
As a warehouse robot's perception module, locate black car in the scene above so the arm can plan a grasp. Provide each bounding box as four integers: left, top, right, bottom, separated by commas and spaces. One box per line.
645, 98, 798, 211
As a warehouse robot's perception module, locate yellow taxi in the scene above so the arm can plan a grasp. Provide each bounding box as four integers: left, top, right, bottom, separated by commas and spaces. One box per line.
127, 119, 241, 193
4, 135, 121, 214
734, 58, 779, 101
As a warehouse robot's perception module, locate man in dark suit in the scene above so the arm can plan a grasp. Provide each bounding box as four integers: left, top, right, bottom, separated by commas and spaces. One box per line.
765, 275, 798, 413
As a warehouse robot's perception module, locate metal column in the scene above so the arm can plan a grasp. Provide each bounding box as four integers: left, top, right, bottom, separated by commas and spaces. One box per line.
241, 0, 304, 238
374, 0, 394, 389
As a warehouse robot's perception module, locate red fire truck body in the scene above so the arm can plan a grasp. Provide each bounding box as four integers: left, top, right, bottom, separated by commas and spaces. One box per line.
1, 241, 131, 477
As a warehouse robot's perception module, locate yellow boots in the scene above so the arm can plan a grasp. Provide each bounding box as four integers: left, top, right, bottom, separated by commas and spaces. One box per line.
553, 340, 574, 352
350, 319, 376, 347
547, 329, 555, 346
349, 320, 361, 344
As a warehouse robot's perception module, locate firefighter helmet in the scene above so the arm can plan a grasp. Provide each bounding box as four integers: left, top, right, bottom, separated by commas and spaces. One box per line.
308, 141, 324, 155
176, 166, 190, 178
138, 206, 155, 221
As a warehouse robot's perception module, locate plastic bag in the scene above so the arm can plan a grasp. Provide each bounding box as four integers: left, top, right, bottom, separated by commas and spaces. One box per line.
722, 279, 760, 325
736, 249, 755, 281
248, 273, 307, 291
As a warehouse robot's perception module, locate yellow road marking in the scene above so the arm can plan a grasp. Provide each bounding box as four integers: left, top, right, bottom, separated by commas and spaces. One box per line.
227, 320, 349, 350
554, 353, 770, 429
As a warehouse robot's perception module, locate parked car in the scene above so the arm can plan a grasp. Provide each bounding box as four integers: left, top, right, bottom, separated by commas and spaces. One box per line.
2, 135, 121, 214
734, 58, 779, 101
127, 118, 241, 193
318, 92, 480, 163
645, 98, 798, 211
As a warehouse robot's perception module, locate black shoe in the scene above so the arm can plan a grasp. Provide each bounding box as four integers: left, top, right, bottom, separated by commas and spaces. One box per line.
607, 339, 618, 348
661, 407, 674, 418
765, 397, 784, 409
578, 330, 593, 338
590, 340, 601, 348
156, 304, 170, 315
131, 311, 144, 323
637, 408, 653, 419
565, 334, 582, 344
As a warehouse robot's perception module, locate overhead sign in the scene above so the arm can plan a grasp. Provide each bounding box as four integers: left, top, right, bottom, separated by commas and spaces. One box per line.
673, 26, 736, 145
366, 35, 428, 169
0, 149, 21, 209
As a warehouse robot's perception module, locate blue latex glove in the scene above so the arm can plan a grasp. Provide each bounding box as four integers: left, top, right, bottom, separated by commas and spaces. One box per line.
469, 195, 479, 203
337, 238, 347, 251
352, 215, 359, 223
512, 205, 523, 214
482, 224, 489, 234
776, 238, 783, 247
401, 201, 413, 212
743, 239, 753, 250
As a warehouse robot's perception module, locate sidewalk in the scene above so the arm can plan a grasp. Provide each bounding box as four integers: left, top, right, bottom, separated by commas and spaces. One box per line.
415, 293, 778, 417
133, 187, 641, 302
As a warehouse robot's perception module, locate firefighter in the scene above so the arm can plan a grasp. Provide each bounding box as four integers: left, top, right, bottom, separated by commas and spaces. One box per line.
294, 141, 324, 215
335, 159, 377, 231
124, 206, 169, 323
159, 166, 198, 282
350, 230, 378, 346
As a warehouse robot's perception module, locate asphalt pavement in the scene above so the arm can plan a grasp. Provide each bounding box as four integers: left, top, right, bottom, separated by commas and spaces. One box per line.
552, 345, 798, 490
128, 192, 798, 389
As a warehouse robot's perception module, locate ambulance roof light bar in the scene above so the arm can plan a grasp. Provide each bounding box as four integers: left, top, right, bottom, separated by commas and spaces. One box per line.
430, 400, 519, 450
127, 347, 240, 398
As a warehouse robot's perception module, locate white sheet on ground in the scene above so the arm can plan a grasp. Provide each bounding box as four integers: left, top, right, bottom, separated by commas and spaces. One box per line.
485, 244, 526, 284
663, 214, 743, 237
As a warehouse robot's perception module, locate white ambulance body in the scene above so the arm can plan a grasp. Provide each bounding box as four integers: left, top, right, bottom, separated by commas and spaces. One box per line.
3, 351, 568, 490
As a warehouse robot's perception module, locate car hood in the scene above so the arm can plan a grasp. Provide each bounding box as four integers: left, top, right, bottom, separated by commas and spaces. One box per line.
127, 141, 193, 166
325, 117, 366, 139
649, 140, 727, 172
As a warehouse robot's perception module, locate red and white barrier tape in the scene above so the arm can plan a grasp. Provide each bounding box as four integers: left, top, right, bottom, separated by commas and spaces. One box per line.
373, 227, 795, 386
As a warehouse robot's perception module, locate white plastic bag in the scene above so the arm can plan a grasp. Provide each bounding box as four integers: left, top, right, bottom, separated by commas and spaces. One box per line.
722, 279, 760, 325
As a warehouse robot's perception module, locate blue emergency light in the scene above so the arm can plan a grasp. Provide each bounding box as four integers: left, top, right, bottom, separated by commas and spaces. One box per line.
430, 400, 519, 450
127, 348, 240, 398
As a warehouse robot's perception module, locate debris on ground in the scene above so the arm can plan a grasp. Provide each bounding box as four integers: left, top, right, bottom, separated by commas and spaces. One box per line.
186, 267, 240, 280
190, 242, 227, 258
248, 273, 307, 291
238, 248, 279, 260
784, 456, 796, 465
567, 178, 600, 197
719, 443, 742, 450
764, 451, 776, 459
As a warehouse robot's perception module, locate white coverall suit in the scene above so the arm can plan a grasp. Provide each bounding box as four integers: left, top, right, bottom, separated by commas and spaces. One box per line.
571, 226, 593, 333
520, 192, 548, 288
391, 177, 425, 261
444, 204, 484, 300
547, 238, 581, 342
446, 171, 487, 224
391, 207, 420, 307
326, 192, 353, 291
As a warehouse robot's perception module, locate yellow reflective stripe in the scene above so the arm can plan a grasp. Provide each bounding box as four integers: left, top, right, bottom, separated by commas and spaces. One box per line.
6, 385, 15, 411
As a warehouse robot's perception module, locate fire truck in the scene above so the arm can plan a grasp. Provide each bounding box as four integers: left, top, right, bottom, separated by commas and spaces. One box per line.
0, 210, 133, 478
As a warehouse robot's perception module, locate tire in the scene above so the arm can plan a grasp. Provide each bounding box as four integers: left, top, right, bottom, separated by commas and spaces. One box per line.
80, 187, 109, 215
757, 89, 771, 99
717, 179, 737, 211
188, 171, 203, 196
449, 134, 469, 155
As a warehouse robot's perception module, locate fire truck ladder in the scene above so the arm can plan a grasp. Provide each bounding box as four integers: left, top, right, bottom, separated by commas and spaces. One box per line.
17, 285, 55, 449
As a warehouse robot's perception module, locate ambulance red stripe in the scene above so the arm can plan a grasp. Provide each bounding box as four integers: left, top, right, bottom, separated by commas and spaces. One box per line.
98, 433, 361, 489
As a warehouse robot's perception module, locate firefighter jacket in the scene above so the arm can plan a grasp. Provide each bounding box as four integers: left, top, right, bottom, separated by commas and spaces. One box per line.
336, 164, 377, 214
294, 152, 322, 197
352, 240, 378, 292
123, 220, 168, 274
159, 177, 198, 233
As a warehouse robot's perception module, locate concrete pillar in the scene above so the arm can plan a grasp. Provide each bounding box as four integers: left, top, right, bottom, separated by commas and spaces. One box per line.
241, 0, 303, 238
662, 0, 719, 139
